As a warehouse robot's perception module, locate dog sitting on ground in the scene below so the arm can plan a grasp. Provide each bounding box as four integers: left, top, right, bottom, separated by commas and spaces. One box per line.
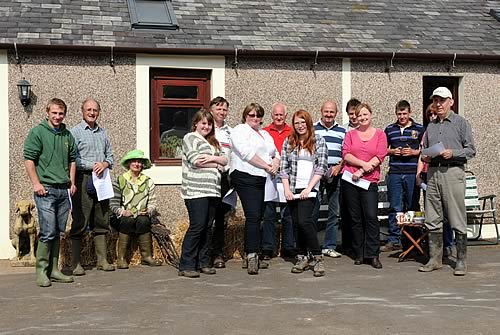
11, 200, 37, 261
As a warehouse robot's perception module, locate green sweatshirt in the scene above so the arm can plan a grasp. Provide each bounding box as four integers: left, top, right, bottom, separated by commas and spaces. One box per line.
23, 119, 77, 186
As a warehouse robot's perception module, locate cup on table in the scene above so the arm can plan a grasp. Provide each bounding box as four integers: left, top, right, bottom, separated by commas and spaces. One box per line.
405, 211, 415, 223
396, 212, 405, 224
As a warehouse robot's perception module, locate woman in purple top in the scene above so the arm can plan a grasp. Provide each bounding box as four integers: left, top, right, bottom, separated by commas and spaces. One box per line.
341, 103, 387, 269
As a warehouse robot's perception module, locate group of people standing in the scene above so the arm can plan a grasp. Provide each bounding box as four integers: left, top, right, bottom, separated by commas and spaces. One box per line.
24, 85, 475, 287
178, 86, 476, 278
24, 98, 161, 287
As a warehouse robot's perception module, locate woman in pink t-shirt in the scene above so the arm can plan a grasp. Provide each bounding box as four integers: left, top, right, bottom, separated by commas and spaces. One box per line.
341, 103, 387, 269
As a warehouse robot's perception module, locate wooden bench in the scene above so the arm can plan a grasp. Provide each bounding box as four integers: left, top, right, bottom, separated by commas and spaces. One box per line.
316, 182, 390, 241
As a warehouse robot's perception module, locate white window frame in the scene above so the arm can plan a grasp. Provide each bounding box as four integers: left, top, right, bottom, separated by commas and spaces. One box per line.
136, 54, 225, 184
0, 50, 15, 259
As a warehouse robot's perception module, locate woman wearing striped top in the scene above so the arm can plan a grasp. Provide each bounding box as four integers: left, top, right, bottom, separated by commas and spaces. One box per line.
179, 110, 228, 278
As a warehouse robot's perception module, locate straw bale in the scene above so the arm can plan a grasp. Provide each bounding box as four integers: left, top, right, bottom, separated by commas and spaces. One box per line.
172, 208, 246, 260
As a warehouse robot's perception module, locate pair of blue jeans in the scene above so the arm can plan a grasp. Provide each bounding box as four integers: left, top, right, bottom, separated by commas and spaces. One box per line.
261, 201, 295, 255
387, 173, 417, 244
312, 176, 340, 250
180, 197, 218, 271
34, 186, 71, 243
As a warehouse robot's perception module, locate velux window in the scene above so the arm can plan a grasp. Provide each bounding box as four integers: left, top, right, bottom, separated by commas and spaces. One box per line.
127, 0, 178, 30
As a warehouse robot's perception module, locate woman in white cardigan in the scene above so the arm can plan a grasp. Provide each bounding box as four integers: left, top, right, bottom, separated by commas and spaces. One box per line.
230, 103, 279, 275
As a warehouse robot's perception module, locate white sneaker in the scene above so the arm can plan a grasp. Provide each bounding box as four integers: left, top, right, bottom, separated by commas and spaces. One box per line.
322, 249, 341, 258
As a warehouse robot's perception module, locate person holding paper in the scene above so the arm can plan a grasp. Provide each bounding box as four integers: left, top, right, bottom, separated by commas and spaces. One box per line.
70, 98, 115, 275
341, 103, 387, 269
281, 110, 328, 277
24, 98, 77, 287
416, 104, 454, 257
208, 96, 232, 269
381, 100, 424, 252
418, 87, 476, 276
110, 149, 163, 269
230, 103, 279, 275
261, 102, 295, 266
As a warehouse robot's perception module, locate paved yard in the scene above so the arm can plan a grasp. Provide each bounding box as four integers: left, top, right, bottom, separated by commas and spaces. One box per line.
1, 245, 499, 335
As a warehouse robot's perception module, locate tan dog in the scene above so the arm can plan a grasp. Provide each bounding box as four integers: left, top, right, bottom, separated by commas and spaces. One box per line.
12, 200, 37, 261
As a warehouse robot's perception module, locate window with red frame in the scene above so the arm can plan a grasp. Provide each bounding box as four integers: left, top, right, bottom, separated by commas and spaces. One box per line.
150, 69, 211, 165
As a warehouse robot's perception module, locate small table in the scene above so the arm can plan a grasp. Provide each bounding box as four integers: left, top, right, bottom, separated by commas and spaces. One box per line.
398, 222, 429, 261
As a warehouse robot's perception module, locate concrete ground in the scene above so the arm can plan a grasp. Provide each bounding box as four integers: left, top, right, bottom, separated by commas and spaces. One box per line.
1, 245, 499, 335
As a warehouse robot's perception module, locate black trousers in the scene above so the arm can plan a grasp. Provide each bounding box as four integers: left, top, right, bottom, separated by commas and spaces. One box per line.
119, 215, 151, 234
230, 170, 265, 254
210, 171, 232, 257
288, 190, 321, 256
341, 180, 380, 259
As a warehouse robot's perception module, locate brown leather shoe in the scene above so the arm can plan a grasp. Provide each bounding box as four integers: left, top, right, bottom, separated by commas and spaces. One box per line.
200, 267, 216, 275
178, 270, 200, 278
371, 256, 383, 269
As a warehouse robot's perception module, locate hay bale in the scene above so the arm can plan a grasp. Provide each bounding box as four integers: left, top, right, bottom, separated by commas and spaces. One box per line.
172, 208, 246, 260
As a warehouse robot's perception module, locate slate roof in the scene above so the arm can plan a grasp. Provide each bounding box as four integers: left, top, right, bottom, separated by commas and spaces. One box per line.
1, 0, 500, 58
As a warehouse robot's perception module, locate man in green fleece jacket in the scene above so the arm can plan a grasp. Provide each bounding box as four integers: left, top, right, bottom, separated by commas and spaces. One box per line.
24, 98, 78, 287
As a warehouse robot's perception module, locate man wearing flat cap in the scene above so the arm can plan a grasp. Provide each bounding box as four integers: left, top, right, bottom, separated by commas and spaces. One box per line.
418, 87, 476, 276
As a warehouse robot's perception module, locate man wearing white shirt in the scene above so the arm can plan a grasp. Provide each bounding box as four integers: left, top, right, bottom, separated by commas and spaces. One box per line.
208, 97, 232, 268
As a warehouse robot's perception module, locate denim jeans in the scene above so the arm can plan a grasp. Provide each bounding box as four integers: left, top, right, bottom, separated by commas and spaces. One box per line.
261, 201, 295, 255
342, 180, 380, 259
34, 186, 71, 243
288, 190, 321, 256
312, 176, 340, 250
180, 197, 218, 271
230, 170, 266, 254
387, 173, 417, 244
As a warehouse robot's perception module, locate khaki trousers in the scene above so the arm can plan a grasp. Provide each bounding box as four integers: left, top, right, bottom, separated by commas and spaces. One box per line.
425, 166, 467, 234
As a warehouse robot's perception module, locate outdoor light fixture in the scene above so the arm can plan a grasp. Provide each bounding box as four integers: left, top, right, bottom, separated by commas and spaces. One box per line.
17, 78, 32, 107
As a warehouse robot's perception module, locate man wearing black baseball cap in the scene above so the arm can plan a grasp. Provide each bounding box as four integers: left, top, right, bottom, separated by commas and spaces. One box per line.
418, 87, 476, 276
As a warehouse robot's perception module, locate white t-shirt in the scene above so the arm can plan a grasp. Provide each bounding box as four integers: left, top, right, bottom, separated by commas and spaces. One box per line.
295, 149, 319, 190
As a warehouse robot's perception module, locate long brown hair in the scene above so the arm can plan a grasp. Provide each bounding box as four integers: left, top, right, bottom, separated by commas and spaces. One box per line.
191, 109, 220, 150
287, 110, 315, 154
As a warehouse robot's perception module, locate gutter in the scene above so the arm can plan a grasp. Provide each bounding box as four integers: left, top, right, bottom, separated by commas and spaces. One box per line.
2, 43, 500, 62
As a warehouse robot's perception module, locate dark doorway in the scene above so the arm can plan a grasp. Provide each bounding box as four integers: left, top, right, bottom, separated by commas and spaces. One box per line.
422, 76, 460, 127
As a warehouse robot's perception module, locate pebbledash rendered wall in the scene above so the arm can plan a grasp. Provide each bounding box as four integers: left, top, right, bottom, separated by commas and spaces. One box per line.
350, 59, 500, 197
6, 52, 500, 239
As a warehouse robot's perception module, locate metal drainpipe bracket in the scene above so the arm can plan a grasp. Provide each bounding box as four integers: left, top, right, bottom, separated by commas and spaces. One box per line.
110, 46, 115, 68
310, 50, 319, 71
14, 42, 21, 65
232, 48, 239, 69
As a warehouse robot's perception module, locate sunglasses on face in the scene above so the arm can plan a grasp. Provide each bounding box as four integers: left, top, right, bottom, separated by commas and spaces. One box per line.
247, 113, 263, 118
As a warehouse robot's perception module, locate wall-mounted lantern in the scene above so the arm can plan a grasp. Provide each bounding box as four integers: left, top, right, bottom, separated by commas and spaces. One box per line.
17, 78, 32, 107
